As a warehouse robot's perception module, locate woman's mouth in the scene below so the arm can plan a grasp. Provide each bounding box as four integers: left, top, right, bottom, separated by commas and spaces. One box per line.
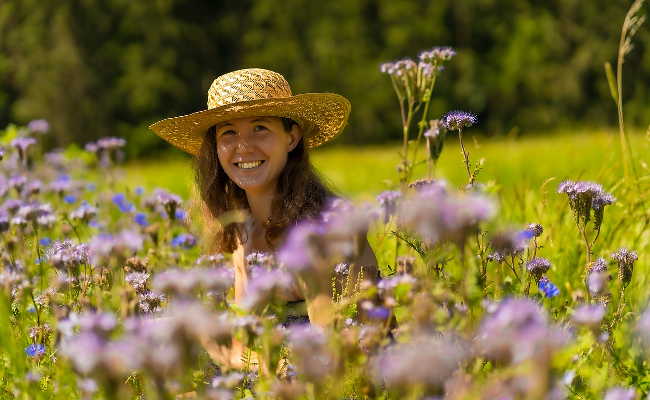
235, 160, 265, 169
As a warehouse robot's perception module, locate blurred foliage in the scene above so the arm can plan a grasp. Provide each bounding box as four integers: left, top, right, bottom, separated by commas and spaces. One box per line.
0, 0, 649, 156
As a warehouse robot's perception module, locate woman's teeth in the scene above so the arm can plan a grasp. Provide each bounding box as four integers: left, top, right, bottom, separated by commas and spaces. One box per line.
236, 161, 264, 169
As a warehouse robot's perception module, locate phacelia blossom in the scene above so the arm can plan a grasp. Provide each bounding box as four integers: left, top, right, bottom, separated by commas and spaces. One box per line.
488, 229, 531, 260
288, 325, 336, 381
558, 180, 615, 231
154, 189, 183, 220
611, 247, 638, 287
240, 267, 294, 312
87, 230, 144, 266
46, 240, 89, 271
11, 137, 37, 153
635, 307, 650, 349
526, 257, 551, 280
587, 270, 609, 298
572, 303, 606, 329
524, 223, 544, 238
397, 187, 496, 248
588, 257, 608, 273
538, 277, 560, 298
376, 190, 402, 223
419, 46, 457, 63
371, 333, 468, 392
475, 298, 570, 364
152, 267, 233, 297
27, 119, 50, 133
603, 387, 636, 400
70, 202, 98, 222
440, 110, 477, 131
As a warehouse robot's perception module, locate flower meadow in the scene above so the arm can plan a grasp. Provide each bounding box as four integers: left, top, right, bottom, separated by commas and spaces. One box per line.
2, 29, 650, 400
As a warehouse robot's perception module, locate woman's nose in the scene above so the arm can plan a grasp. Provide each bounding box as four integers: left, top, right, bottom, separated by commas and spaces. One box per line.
235, 134, 252, 152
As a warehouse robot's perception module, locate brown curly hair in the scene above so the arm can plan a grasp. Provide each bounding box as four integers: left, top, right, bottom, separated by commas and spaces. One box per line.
194, 118, 335, 253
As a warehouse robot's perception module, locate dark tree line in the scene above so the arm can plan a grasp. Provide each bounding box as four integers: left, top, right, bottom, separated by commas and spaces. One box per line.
1, 0, 648, 156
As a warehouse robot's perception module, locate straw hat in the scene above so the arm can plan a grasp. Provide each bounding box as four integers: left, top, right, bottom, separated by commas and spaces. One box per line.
148, 68, 351, 156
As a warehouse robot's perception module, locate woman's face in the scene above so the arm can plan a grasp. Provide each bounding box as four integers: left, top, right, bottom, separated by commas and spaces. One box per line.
215, 116, 302, 193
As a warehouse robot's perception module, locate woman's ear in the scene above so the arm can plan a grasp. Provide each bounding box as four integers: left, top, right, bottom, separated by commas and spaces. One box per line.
287, 123, 303, 152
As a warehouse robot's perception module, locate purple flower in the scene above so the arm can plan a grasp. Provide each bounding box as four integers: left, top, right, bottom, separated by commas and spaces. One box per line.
572, 303, 606, 328
489, 229, 530, 260
440, 111, 477, 131
70, 202, 98, 223
152, 267, 233, 296
376, 190, 401, 223
587, 270, 609, 297
88, 230, 143, 266
112, 193, 134, 213
366, 306, 390, 320
419, 46, 457, 63
397, 188, 496, 248
372, 334, 468, 391
526, 257, 551, 278
49, 174, 73, 194
63, 194, 77, 204
25, 343, 46, 357
277, 220, 326, 272
171, 233, 196, 249
46, 240, 89, 271
604, 387, 636, 400
27, 119, 49, 133
125, 272, 150, 293
288, 325, 335, 381
538, 277, 560, 298
524, 223, 544, 238
11, 137, 37, 152
588, 257, 608, 273
134, 212, 148, 227
558, 180, 615, 230
611, 247, 637, 287
134, 187, 144, 195
475, 298, 569, 364
154, 189, 183, 220
240, 268, 294, 312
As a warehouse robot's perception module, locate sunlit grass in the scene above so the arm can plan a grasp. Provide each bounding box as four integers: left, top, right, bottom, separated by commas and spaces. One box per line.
125, 129, 650, 201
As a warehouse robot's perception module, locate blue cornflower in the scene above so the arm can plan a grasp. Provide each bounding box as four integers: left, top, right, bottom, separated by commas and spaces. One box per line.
440, 110, 478, 131
134, 212, 148, 227
367, 306, 391, 320
175, 209, 186, 220
538, 277, 560, 298
112, 193, 134, 213
88, 220, 101, 228
63, 194, 77, 204
39, 237, 52, 247
86, 183, 96, 191
25, 343, 45, 357
171, 233, 197, 249
135, 187, 145, 196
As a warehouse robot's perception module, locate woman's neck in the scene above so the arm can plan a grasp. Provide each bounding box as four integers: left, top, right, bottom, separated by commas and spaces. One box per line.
244, 185, 277, 225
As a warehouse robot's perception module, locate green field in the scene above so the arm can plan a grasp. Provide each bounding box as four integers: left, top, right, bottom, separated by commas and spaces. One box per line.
126, 129, 649, 201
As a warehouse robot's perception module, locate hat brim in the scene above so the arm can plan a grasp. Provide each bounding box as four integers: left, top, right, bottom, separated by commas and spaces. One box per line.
148, 93, 351, 156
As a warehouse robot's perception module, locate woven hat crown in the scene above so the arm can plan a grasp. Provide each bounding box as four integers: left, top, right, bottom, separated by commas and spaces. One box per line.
207, 69, 293, 109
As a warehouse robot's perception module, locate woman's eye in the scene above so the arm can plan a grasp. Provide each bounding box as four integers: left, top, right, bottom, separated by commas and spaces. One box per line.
254, 125, 268, 132
219, 129, 236, 137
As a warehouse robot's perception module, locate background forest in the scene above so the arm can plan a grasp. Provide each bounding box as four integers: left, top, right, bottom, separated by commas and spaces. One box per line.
1, 0, 650, 157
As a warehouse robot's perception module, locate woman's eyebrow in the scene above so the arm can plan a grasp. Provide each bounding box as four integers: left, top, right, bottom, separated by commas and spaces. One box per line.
214, 122, 233, 130
251, 117, 271, 123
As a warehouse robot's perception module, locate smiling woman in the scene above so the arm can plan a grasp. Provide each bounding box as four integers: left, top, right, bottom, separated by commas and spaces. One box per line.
148, 68, 379, 368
